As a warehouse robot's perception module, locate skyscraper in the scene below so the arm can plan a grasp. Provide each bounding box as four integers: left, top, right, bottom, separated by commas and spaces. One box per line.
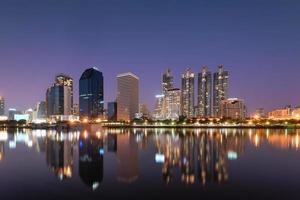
181, 68, 195, 118
36, 101, 46, 119
117, 72, 139, 121
213, 65, 229, 117
162, 69, 173, 95
55, 74, 73, 112
153, 94, 165, 120
79, 67, 104, 119
107, 102, 117, 121
198, 66, 212, 118
46, 74, 73, 117
165, 88, 181, 120
46, 84, 72, 116
0, 97, 4, 116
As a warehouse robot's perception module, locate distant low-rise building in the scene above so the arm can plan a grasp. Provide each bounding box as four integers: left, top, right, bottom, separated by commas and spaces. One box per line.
220, 98, 247, 120
292, 107, 300, 118
254, 108, 266, 118
268, 106, 292, 119
14, 114, 30, 121
139, 104, 150, 118
8, 108, 21, 120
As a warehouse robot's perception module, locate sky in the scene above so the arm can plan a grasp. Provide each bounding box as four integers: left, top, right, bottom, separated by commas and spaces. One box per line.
0, 0, 299, 114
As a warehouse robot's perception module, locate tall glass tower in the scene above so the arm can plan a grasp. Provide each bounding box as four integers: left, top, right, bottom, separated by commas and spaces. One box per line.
198, 66, 212, 118
162, 69, 173, 95
213, 65, 229, 117
46, 73, 73, 117
181, 68, 195, 118
79, 67, 104, 119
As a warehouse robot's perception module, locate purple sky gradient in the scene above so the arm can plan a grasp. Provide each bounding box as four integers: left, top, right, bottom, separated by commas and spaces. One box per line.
0, 0, 299, 114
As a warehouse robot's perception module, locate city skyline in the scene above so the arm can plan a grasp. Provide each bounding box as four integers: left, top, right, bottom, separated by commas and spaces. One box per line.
1, 1, 300, 199
0, 0, 300, 113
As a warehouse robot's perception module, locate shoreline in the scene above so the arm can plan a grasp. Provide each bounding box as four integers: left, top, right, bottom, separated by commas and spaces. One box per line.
1, 124, 300, 130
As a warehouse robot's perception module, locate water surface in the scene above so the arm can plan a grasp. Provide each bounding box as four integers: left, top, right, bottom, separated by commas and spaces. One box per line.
0, 128, 299, 199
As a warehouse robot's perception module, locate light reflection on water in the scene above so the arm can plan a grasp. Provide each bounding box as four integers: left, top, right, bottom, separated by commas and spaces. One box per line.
0, 128, 300, 199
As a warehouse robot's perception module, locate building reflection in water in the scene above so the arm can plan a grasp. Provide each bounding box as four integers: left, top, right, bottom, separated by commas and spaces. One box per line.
0, 141, 5, 161
1, 128, 300, 188
46, 131, 75, 180
107, 134, 117, 153
79, 131, 104, 190
117, 133, 138, 183
155, 129, 246, 185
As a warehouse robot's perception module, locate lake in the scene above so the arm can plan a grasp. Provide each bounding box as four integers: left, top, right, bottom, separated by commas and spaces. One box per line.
0, 128, 300, 199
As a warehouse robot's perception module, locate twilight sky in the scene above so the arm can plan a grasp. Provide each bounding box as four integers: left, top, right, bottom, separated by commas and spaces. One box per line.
0, 0, 299, 114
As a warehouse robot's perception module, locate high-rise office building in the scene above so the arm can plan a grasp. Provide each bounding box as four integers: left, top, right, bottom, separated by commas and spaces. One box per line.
46, 84, 72, 116
55, 74, 73, 111
46, 74, 73, 117
213, 65, 229, 117
153, 94, 165, 120
162, 69, 174, 95
79, 67, 104, 119
165, 88, 181, 120
36, 101, 46, 119
181, 68, 195, 118
0, 97, 4, 116
220, 98, 246, 120
117, 72, 139, 121
198, 66, 212, 118
107, 102, 117, 121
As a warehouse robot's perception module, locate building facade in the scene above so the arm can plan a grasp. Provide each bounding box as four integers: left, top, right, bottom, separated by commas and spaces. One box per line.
0, 97, 4, 116
198, 66, 212, 118
117, 72, 139, 121
268, 106, 292, 119
8, 108, 21, 120
165, 88, 181, 120
79, 67, 104, 119
153, 94, 165, 120
46, 74, 73, 117
55, 74, 73, 112
107, 102, 117, 121
36, 101, 46, 119
220, 98, 246, 120
162, 69, 174, 95
139, 104, 150, 118
213, 65, 229, 117
46, 84, 72, 116
181, 68, 195, 118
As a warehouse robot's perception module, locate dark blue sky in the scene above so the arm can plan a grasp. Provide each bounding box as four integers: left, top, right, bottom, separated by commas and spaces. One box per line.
0, 0, 299, 113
